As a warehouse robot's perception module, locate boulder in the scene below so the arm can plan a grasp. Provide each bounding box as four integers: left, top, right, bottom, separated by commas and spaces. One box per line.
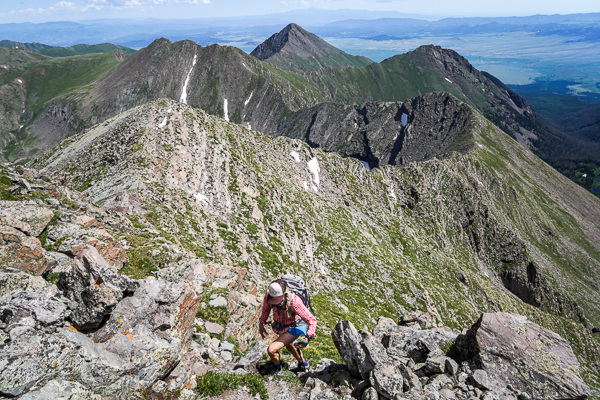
234, 341, 268, 370
369, 363, 404, 399
0, 226, 54, 276
332, 320, 373, 379
0, 290, 67, 333
456, 312, 589, 399
0, 268, 57, 296
362, 387, 379, 400
18, 379, 102, 400
0, 201, 55, 236
58, 246, 137, 330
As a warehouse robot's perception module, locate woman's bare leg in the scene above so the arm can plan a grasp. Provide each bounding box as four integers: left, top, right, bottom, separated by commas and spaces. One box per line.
267, 332, 296, 365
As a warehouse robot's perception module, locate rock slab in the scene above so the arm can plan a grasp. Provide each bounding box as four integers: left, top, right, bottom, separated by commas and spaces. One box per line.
456, 312, 589, 399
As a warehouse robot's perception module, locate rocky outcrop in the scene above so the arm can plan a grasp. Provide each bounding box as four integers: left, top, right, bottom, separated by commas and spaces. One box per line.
333, 313, 589, 400
57, 245, 137, 330
456, 312, 589, 399
0, 261, 202, 398
277, 92, 475, 169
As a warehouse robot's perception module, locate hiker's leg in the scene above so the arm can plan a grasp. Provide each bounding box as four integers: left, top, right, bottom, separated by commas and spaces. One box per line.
267, 333, 295, 365
285, 342, 304, 363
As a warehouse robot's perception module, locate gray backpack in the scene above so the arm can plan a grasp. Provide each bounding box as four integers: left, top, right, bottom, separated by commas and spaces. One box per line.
278, 274, 315, 315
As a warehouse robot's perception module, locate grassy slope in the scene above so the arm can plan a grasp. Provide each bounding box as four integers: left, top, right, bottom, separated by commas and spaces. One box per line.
0, 40, 136, 57
0, 50, 124, 162
35, 99, 600, 394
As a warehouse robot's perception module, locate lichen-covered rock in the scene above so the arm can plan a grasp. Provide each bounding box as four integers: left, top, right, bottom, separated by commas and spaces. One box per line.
0, 290, 67, 333
369, 363, 404, 400
18, 379, 102, 400
0, 268, 57, 296
0, 201, 55, 236
456, 312, 589, 399
0, 225, 54, 275
332, 320, 372, 380
234, 341, 268, 370
58, 245, 137, 330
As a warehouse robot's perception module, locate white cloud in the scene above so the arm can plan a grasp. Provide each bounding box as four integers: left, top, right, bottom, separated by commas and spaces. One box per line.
1, 1, 77, 15
183, 0, 211, 4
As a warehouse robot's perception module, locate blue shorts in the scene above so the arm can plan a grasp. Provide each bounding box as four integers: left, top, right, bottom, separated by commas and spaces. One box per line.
286, 324, 308, 339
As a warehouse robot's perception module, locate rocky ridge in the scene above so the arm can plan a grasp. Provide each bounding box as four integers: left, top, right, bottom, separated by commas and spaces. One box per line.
27, 96, 600, 390
3, 26, 598, 201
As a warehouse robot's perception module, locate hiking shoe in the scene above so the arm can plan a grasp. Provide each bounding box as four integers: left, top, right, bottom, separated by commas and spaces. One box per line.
267, 363, 282, 375
291, 361, 308, 373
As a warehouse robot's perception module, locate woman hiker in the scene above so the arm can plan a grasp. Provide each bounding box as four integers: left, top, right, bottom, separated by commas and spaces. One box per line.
258, 279, 317, 374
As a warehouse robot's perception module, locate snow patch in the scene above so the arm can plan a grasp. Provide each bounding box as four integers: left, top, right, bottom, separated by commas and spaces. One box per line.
354, 122, 358, 128
401, 113, 408, 127
223, 99, 229, 122
159, 117, 168, 128
361, 161, 371, 171
194, 193, 208, 203
17, 79, 23, 84
19, 125, 23, 130
303, 181, 309, 190
290, 151, 300, 163
478, 143, 484, 148
308, 157, 320, 187
244, 91, 253, 106
180, 54, 197, 105
445, 77, 453, 84
167, 108, 172, 114
389, 187, 397, 200
583, 174, 588, 178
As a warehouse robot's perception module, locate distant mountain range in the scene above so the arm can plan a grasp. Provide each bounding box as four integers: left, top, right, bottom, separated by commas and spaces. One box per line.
0, 23, 598, 198
1, 11, 599, 48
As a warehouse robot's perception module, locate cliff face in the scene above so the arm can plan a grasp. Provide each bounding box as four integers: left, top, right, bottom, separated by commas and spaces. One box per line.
32, 97, 600, 388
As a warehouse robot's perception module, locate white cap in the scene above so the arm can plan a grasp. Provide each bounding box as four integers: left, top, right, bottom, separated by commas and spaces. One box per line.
268, 282, 283, 297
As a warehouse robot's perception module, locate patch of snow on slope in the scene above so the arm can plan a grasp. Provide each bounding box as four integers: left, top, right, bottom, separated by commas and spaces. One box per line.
303, 181, 309, 190
194, 193, 208, 203
290, 151, 300, 163
308, 157, 320, 188
224, 99, 229, 122
401, 113, 408, 127
445, 77, 453, 84
180, 54, 198, 104
245, 91, 253, 106
159, 117, 168, 128
17, 79, 22, 84
389, 187, 397, 200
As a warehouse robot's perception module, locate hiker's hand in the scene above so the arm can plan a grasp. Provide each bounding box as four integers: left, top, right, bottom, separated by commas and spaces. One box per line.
259, 325, 267, 339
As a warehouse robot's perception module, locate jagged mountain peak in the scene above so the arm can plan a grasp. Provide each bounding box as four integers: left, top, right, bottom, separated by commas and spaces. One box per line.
250, 22, 373, 73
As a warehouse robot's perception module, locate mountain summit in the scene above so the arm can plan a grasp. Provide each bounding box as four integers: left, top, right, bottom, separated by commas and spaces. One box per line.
250, 23, 372, 73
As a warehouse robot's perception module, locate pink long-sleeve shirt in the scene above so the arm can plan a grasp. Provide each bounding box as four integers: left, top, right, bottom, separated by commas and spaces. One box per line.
259, 292, 317, 337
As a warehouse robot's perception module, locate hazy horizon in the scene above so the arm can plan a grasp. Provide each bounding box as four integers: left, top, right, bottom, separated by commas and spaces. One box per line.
3, 0, 599, 24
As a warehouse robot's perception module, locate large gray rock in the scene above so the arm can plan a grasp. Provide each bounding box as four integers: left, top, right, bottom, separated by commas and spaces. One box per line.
382, 327, 457, 364
18, 379, 102, 400
0, 268, 57, 296
58, 245, 137, 330
456, 312, 589, 399
0, 290, 67, 333
0, 274, 201, 398
332, 320, 373, 379
0, 201, 55, 237
234, 341, 268, 370
369, 363, 404, 400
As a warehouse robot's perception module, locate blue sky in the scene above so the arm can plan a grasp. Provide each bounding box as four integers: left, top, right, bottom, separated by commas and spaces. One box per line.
2, 0, 599, 23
